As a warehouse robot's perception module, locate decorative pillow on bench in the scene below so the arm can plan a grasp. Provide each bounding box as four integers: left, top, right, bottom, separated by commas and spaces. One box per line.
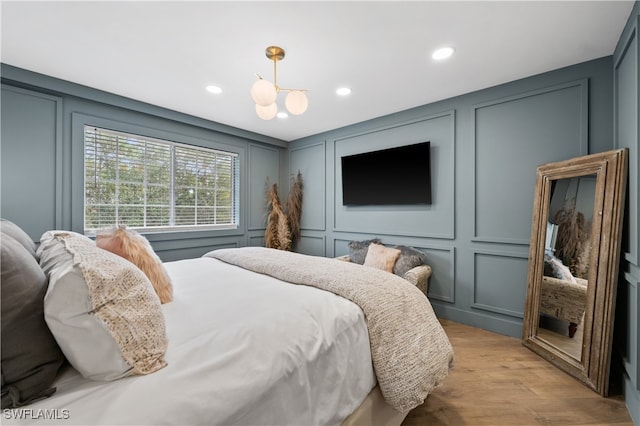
340, 239, 432, 293
393, 245, 428, 277
363, 243, 401, 272
349, 239, 428, 277
347, 238, 382, 264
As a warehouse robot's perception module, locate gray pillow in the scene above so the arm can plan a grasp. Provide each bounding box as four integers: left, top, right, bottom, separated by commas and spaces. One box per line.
544, 253, 573, 281
1, 219, 37, 260
348, 238, 382, 264
393, 245, 427, 277
1, 234, 65, 409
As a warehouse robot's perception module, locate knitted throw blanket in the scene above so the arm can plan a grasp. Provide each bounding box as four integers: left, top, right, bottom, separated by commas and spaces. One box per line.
206, 247, 454, 412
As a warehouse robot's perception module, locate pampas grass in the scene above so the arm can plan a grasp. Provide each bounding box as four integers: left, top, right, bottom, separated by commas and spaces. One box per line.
265, 181, 289, 250
264, 172, 303, 251
286, 171, 303, 245
553, 199, 591, 279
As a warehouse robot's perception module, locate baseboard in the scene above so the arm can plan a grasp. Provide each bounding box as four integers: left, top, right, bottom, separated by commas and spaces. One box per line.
430, 302, 523, 339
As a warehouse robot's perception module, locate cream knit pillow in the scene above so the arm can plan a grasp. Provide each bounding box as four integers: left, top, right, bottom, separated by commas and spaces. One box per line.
38, 231, 168, 381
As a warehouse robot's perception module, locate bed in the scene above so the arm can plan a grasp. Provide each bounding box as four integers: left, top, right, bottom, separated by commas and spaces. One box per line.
1, 223, 454, 426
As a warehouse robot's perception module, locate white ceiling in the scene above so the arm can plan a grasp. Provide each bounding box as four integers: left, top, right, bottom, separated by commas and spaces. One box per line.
1, 1, 634, 142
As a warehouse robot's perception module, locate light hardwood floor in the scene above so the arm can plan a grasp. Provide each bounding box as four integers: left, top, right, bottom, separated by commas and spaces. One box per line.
402, 320, 634, 425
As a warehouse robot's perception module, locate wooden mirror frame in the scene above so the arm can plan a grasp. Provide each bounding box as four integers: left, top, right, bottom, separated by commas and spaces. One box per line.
522, 148, 628, 395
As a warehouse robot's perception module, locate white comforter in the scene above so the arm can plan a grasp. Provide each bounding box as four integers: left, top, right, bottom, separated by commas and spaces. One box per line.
5, 257, 375, 425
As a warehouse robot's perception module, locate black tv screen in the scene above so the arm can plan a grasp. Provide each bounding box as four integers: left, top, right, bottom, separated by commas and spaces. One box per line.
341, 141, 431, 206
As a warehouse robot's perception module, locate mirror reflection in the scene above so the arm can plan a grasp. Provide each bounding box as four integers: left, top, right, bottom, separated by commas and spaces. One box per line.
537, 175, 596, 361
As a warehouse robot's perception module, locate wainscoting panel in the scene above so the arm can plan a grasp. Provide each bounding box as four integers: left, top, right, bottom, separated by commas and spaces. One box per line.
333, 111, 455, 239
622, 271, 639, 393
472, 250, 529, 318
296, 234, 326, 257
616, 28, 639, 266
1, 85, 62, 240
289, 142, 326, 231
422, 245, 455, 303
614, 7, 640, 421
333, 238, 351, 258
154, 239, 240, 262
248, 144, 280, 231
248, 234, 265, 247
473, 80, 588, 245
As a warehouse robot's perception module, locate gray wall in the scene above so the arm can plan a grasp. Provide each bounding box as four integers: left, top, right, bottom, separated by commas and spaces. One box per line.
289, 57, 613, 340
1, 65, 288, 260
614, 2, 640, 423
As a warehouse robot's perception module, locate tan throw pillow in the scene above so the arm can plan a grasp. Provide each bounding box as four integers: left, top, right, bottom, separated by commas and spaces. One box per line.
96, 226, 173, 304
363, 243, 401, 273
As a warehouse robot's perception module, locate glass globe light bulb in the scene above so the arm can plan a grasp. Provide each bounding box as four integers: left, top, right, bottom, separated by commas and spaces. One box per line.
255, 103, 277, 120
285, 90, 308, 115
251, 79, 277, 106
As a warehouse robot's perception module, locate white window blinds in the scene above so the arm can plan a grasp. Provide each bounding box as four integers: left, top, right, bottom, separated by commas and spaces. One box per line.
84, 126, 239, 233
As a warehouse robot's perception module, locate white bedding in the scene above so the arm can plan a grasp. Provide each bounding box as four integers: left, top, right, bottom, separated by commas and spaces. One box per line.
5, 257, 376, 425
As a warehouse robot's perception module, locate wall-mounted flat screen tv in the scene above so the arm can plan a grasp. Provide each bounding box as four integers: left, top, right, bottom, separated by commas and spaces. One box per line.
341, 141, 431, 206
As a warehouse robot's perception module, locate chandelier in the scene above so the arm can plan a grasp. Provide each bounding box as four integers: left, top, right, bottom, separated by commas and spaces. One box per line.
250, 46, 308, 120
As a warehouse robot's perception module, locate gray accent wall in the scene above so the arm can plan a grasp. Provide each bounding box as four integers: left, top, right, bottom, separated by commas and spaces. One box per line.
289, 58, 611, 340
1, 86, 63, 233
1, 65, 287, 259
614, 2, 640, 423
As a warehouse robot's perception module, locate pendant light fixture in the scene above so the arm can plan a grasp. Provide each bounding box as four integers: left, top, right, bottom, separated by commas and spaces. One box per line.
251, 46, 308, 120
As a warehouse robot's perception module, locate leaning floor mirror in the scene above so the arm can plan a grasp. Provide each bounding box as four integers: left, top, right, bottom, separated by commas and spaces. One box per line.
522, 148, 628, 396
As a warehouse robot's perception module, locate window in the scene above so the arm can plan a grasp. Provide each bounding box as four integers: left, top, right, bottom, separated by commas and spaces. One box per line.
84, 126, 239, 233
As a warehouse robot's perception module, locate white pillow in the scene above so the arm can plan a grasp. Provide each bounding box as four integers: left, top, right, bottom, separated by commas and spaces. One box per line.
38, 231, 168, 381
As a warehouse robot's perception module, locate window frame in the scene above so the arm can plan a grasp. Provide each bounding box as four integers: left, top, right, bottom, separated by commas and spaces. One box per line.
74, 116, 244, 238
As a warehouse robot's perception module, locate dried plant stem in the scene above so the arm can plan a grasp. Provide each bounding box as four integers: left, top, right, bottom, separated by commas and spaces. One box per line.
264, 172, 303, 251
286, 171, 303, 245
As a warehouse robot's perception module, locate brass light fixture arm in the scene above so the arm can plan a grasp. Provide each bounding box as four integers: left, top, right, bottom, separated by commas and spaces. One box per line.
259, 46, 308, 93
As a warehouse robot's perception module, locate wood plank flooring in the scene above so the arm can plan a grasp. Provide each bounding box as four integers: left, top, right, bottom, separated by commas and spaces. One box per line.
402, 320, 633, 425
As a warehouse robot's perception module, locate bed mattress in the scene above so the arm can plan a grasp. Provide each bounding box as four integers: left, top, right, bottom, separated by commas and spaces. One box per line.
5, 257, 376, 425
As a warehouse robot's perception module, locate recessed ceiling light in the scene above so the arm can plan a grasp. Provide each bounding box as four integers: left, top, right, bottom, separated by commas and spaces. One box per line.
277, 111, 288, 119
206, 85, 222, 94
432, 47, 454, 61
336, 87, 351, 96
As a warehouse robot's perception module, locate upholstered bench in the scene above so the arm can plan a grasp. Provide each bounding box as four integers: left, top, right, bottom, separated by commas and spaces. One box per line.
335, 239, 432, 293
335, 254, 431, 293
540, 275, 588, 338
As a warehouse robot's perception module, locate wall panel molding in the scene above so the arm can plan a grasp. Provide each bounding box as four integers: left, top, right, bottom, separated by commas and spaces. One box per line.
1, 85, 63, 236
622, 272, 639, 387
472, 249, 529, 318
420, 245, 455, 303
289, 141, 326, 231
332, 110, 456, 239
248, 143, 280, 231
248, 234, 265, 246
615, 24, 639, 265
472, 79, 589, 245
296, 234, 326, 257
